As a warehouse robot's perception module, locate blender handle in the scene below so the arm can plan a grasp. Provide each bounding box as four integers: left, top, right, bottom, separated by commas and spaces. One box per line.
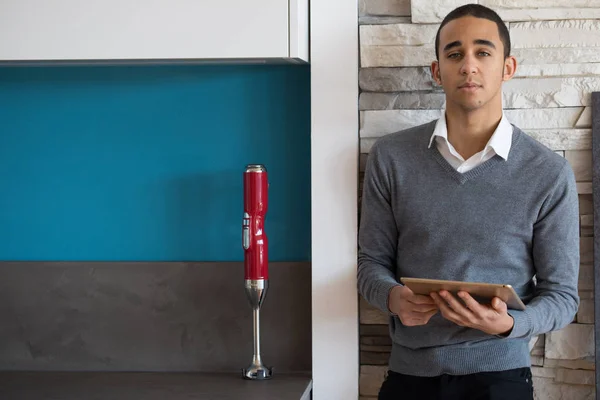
242, 212, 250, 250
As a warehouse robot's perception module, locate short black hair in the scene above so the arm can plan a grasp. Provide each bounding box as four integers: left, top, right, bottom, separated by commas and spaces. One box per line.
434, 4, 511, 60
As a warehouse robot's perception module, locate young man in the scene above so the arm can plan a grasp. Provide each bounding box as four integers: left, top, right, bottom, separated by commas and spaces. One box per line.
357, 4, 580, 400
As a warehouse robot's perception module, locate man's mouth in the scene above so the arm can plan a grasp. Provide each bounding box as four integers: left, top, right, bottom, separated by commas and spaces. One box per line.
458, 83, 481, 91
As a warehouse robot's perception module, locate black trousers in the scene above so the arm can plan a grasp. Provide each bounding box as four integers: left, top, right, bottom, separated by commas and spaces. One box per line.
378, 368, 533, 400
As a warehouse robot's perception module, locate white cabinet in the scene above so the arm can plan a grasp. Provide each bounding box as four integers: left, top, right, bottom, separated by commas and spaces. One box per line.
0, 0, 308, 63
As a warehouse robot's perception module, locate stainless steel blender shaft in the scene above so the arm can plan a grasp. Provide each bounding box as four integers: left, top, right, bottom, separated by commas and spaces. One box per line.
243, 279, 272, 380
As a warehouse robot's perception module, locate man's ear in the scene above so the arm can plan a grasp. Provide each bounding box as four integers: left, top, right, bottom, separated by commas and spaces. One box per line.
502, 56, 517, 82
431, 61, 442, 85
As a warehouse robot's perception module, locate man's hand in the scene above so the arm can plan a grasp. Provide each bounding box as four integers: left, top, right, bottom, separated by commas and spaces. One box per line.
430, 290, 514, 336
388, 285, 438, 326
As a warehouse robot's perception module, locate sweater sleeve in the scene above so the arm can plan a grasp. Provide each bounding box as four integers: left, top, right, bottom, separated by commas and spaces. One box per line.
506, 162, 580, 339
357, 141, 401, 315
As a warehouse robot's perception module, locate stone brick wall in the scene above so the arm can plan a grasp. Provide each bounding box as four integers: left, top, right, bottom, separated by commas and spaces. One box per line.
357, 1, 597, 398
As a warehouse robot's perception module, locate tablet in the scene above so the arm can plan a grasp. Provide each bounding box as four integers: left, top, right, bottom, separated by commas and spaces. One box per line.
400, 277, 526, 311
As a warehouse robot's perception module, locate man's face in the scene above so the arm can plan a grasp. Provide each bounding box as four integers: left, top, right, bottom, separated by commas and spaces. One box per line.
431, 16, 516, 113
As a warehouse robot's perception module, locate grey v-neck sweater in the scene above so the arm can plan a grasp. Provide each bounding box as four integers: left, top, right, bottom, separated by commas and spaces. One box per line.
358, 120, 580, 376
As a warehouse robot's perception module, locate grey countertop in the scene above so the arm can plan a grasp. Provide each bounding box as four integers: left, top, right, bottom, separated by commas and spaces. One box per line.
0, 372, 312, 400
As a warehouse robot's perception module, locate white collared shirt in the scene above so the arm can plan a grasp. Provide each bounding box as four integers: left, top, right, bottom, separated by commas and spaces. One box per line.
428, 113, 513, 174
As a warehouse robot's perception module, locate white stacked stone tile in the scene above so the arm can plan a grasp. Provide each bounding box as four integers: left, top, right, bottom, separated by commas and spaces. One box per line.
359, 67, 440, 92
360, 138, 377, 153
545, 358, 596, 370
581, 238, 593, 264
360, 16, 412, 25
411, 0, 476, 23
482, 0, 600, 22
498, 107, 585, 129
360, 109, 442, 137
511, 20, 600, 49
361, 129, 591, 153
361, 72, 600, 108
531, 355, 544, 367
361, 74, 600, 109
575, 107, 592, 128
502, 9, 600, 22
555, 369, 595, 386
360, 296, 390, 325
529, 336, 541, 353
481, 0, 600, 7
577, 182, 593, 195
565, 150, 592, 181
362, 46, 600, 68
411, 0, 600, 22
532, 366, 556, 379
361, 44, 435, 67
360, 108, 586, 137
503, 77, 600, 108
579, 291, 594, 300
577, 299, 594, 324
363, 48, 600, 68
580, 214, 594, 227
516, 63, 600, 78
360, 366, 387, 397
532, 377, 595, 400
359, 92, 446, 110
360, 24, 438, 46
526, 130, 591, 151
358, 22, 436, 67
545, 324, 594, 360
579, 264, 593, 291
513, 47, 600, 65
359, 0, 411, 16
580, 215, 594, 236
579, 195, 594, 214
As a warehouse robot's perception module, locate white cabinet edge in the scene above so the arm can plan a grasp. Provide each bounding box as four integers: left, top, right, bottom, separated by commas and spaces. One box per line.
0, 0, 309, 63
289, 0, 310, 63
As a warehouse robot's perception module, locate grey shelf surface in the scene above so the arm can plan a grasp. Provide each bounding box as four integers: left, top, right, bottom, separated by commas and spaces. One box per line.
0, 371, 312, 400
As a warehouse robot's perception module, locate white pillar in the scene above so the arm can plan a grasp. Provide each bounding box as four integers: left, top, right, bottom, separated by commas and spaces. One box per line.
310, 0, 360, 398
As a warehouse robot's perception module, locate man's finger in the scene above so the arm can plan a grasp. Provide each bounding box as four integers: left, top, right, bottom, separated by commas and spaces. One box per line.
423, 309, 438, 323
439, 291, 474, 318
457, 291, 484, 314
408, 294, 438, 305
491, 297, 508, 313
408, 302, 438, 313
404, 309, 437, 326
431, 292, 463, 323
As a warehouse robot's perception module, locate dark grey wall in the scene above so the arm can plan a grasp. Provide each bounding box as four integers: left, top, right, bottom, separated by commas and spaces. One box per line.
0, 262, 311, 373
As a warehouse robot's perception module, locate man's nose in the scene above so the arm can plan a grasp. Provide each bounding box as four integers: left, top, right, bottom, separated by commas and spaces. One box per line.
459, 56, 477, 75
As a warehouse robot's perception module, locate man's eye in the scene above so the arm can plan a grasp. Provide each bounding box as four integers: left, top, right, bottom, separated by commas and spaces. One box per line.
448, 53, 461, 59
479, 52, 491, 56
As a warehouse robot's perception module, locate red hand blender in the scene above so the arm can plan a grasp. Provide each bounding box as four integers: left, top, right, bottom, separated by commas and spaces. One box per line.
242, 164, 273, 380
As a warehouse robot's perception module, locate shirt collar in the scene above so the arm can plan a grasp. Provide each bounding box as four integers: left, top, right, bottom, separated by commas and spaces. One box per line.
428, 113, 513, 161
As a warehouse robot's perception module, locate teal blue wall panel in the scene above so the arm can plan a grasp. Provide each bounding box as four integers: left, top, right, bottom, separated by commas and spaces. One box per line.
0, 65, 311, 261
